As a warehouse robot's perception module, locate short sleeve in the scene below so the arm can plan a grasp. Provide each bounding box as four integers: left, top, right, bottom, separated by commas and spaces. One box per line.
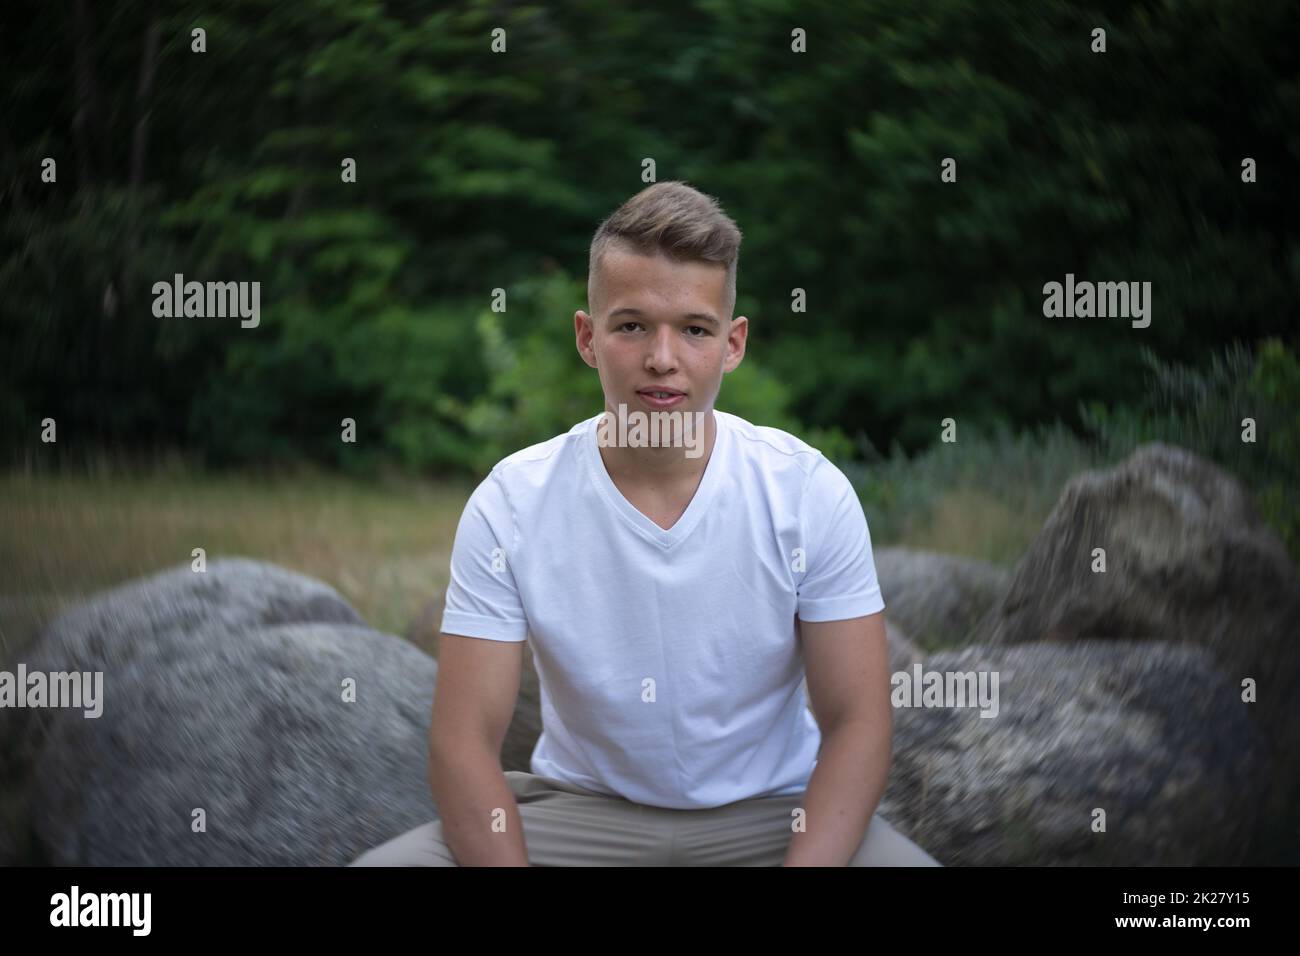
439, 470, 529, 642
796, 456, 885, 622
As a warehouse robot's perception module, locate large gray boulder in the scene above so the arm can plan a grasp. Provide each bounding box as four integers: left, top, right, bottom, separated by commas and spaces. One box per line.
874, 548, 1010, 650
878, 640, 1268, 865
972, 443, 1300, 814
2, 559, 437, 865
6, 548, 1276, 867
29, 556, 367, 661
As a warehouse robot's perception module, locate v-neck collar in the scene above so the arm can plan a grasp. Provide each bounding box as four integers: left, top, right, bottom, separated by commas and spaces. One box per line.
583, 409, 727, 551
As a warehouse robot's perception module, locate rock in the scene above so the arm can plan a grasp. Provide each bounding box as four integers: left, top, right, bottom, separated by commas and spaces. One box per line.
972, 443, 1300, 812
3, 559, 437, 866
5, 556, 365, 773
10, 537, 1275, 867
31, 557, 366, 665
877, 640, 1268, 865
874, 548, 1010, 649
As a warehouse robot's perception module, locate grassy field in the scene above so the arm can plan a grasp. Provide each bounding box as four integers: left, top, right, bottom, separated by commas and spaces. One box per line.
0, 457, 475, 667
1, 431, 1099, 664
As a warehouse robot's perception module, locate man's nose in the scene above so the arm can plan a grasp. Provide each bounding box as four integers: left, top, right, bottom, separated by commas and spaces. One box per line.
645, 326, 678, 372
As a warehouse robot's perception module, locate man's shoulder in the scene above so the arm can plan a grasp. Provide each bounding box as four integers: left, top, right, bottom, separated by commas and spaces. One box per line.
718, 411, 827, 482
471, 416, 596, 512
490, 416, 594, 476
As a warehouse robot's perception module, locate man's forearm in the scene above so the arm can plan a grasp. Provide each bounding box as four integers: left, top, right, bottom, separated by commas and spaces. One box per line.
782, 718, 891, 866
428, 743, 530, 866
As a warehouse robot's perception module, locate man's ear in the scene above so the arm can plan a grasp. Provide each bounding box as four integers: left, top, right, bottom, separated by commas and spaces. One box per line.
575, 309, 597, 368
723, 315, 748, 372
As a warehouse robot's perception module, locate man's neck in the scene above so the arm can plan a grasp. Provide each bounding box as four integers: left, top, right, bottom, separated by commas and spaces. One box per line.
598, 407, 717, 491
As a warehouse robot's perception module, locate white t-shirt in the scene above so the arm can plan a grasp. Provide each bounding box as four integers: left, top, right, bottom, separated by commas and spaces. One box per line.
439, 408, 885, 809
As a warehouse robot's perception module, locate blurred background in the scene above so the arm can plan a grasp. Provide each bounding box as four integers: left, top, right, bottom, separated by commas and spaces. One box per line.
0, 0, 1297, 866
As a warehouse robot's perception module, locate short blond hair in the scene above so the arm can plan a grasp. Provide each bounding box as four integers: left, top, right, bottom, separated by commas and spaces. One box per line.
588, 181, 743, 320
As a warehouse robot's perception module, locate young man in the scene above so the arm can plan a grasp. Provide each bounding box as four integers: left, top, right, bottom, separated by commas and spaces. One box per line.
352, 181, 940, 867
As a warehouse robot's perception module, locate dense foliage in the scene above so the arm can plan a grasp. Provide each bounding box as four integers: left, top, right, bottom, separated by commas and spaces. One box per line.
3, 0, 1295, 482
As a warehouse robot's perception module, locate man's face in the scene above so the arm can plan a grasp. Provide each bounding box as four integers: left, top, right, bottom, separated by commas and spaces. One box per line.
576, 247, 747, 421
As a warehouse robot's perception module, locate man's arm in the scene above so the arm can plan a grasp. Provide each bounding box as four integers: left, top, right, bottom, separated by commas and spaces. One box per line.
427, 631, 530, 866
783, 611, 892, 867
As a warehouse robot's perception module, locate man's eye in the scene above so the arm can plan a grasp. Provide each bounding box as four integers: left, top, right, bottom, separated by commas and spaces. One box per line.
618, 322, 707, 335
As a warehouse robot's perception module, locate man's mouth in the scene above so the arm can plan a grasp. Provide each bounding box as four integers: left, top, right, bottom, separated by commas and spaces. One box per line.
636, 389, 687, 407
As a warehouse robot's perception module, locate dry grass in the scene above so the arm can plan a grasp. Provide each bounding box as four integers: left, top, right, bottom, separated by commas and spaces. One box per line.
0, 464, 473, 666
893, 488, 1051, 567
0, 462, 1050, 668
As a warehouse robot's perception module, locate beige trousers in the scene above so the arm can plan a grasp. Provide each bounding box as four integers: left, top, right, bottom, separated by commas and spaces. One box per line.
350, 771, 941, 867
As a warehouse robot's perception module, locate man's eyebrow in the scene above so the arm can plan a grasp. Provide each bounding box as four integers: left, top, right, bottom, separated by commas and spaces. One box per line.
608, 306, 720, 328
